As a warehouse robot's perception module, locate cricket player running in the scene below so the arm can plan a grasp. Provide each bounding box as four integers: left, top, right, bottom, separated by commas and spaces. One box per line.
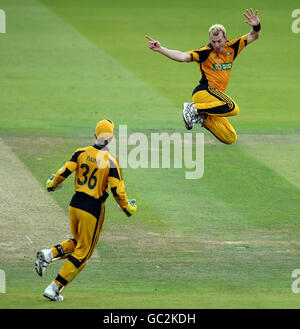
35, 120, 137, 301
146, 8, 261, 144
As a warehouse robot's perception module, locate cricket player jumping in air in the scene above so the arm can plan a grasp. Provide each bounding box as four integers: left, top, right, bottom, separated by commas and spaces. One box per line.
35, 120, 137, 301
146, 8, 261, 144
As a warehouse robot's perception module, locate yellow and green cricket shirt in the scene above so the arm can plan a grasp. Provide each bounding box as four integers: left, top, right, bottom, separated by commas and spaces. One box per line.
187, 34, 248, 92
53, 144, 128, 218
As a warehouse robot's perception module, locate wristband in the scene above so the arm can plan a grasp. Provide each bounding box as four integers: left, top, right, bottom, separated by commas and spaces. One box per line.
253, 23, 261, 32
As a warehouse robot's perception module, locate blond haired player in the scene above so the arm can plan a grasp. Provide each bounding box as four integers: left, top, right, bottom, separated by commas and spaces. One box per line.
35, 120, 137, 301
146, 8, 261, 144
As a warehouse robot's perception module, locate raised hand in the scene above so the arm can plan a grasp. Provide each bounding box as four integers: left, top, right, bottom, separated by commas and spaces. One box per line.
243, 8, 260, 26
146, 35, 162, 52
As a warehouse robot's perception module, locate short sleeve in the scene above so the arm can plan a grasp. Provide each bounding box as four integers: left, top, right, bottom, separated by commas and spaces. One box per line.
186, 47, 212, 63
187, 50, 199, 62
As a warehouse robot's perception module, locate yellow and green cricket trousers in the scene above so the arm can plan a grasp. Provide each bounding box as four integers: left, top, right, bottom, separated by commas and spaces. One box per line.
51, 193, 106, 289
192, 85, 239, 144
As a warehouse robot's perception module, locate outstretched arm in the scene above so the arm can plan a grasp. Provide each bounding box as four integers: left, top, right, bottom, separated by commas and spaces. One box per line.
146, 35, 190, 62
243, 8, 261, 44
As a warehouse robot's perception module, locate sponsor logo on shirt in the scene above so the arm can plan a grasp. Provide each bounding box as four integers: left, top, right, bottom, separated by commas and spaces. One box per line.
213, 62, 233, 71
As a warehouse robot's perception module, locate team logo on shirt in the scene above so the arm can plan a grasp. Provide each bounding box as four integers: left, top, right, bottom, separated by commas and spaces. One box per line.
213, 62, 233, 71
213, 63, 222, 71
227, 51, 232, 56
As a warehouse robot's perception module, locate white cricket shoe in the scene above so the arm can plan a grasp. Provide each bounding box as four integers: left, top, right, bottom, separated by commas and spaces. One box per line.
35, 249, 53, 277
182, 103, 207, 130
182, 103, 198, 130
43, 281, 64, 302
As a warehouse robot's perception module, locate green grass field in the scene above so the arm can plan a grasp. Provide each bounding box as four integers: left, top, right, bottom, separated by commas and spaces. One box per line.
1, 0, 300, 309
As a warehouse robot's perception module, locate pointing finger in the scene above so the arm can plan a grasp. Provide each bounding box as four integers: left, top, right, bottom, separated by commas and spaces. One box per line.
146, 35, 154, 42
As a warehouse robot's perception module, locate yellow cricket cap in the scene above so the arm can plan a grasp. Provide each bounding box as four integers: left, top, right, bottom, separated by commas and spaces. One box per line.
95, 119, 114, 140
